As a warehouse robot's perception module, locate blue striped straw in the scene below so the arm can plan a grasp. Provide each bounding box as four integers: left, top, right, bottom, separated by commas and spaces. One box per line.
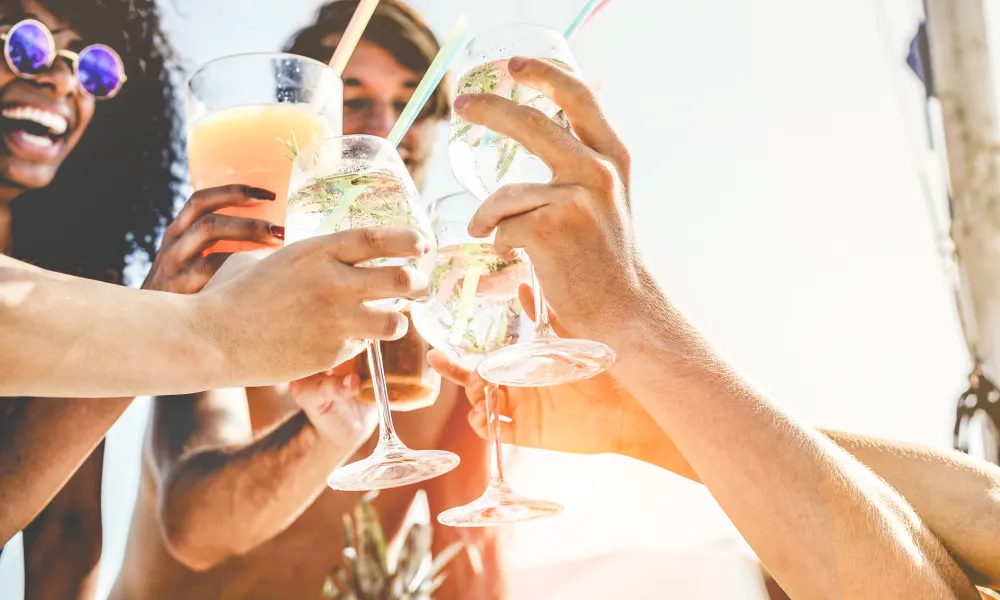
564, 0, 604, 39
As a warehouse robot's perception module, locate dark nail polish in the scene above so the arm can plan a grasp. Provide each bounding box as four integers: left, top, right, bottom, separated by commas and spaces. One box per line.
247, 187, 276, 200
270, 225, 285, 240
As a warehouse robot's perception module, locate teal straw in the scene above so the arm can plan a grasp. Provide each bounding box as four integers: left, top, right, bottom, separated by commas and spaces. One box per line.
564, 0, 604, 39
388, 14, 471, 147
475, 0, 604, 155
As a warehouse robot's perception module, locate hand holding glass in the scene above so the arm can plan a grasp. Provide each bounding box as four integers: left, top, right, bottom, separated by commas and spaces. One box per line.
411, 192, 562, 526
448, 24, 615, 387
285, 134, 459, 491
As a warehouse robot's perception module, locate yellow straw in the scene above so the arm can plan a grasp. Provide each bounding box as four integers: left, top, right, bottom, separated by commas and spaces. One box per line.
328, 0, 381, 75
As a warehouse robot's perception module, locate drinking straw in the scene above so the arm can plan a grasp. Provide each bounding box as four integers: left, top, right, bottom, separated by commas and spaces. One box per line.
448, 254, 483, 347
328, 0, 381, 75
321, 15, 471, 237
476, 1, 613, 151
387, 13, 471, 147
564, 0, 605, 39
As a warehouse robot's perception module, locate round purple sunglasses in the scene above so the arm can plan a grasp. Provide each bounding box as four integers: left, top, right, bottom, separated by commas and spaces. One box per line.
0, 19, 126, 99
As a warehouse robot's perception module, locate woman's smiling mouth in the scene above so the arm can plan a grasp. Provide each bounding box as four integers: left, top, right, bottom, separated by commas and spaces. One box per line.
0, 103, 72, 160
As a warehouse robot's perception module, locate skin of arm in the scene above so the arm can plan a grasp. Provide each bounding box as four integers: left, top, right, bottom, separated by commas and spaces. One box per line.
0, 226, 425, 546
0, 225, 429, 399
152, 378, 375, 572
0, 254, 222, 398
0, 397, 130, 545
450, 55, 981, 599
22, 442, 106, 600
449, 333, 1000, 592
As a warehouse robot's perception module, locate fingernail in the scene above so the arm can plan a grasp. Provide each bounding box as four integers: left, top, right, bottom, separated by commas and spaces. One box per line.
420, 240, 433, 255
454, 94, 470, 110
467, 224, 485, 238
408, 268, 430, 293
270, 225, 285, 240
343, 373, 360, 392
247, 187, 276, 200
508, 56, 527, 72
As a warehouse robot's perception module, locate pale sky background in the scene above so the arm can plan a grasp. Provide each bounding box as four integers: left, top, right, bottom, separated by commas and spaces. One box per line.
0, 0, 978, 598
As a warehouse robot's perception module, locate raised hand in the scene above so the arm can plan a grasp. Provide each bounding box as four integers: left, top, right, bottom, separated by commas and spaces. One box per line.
196, 226, 432, 387
456, 56, 648, 346
427, 284, 692, 479
143, 185, 283, 294
289, 370, 377, 446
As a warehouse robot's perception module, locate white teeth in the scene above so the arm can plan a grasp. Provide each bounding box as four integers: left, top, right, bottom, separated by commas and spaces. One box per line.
1, 106, 68, 136
17, 131, 55, 148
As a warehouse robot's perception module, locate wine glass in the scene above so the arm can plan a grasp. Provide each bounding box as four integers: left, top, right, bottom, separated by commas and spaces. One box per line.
286, 134, 460, 490
411, 192, 563, 526
448, 24, 615, 388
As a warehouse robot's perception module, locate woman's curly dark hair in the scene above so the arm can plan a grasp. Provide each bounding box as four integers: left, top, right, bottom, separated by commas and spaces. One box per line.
7, 0, 180, 285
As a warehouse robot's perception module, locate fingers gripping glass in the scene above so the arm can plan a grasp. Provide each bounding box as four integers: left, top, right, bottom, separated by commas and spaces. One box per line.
1, 19, 126, 99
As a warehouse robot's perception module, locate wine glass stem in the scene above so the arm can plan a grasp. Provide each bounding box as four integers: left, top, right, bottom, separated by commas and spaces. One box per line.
530, 267, 556, 338
366, 340, 403, 451
486, 382, 507, 488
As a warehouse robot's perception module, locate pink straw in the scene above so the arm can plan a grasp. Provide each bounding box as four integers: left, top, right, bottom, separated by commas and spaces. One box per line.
328, 0, 380, 75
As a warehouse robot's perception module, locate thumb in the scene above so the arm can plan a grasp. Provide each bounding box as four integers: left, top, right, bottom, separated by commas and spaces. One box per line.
293, 372, 361, 415
518, 283, 569, 337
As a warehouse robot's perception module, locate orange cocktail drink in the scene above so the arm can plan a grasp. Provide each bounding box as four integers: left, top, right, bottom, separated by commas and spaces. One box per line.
186, 53, 343, 253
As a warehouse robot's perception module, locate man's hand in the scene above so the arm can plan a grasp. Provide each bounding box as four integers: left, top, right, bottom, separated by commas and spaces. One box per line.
289, 371, 377, 446
194, 226, 432, 388
457, 56, 649, 345
427, 284, 695, 480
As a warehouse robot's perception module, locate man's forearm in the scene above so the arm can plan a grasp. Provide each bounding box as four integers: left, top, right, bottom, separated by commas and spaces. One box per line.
826, 431, 1000, 589
605, 289, 977, 599
159, 411, 362, 571
0, 397, 131, 545
634, 420, 1000, 590
0, 256, 224, 398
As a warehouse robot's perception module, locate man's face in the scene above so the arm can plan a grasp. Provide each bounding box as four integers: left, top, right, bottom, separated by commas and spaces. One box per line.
329, 38, 438, 189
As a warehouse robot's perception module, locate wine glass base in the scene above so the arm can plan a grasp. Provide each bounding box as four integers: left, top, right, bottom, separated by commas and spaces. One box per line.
327, 447, 460, 491
437, 486, 563, 527
476, 337, 615, 387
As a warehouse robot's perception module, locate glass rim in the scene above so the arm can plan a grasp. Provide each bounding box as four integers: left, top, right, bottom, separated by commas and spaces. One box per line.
291, 133, 407, 176
294, 133, 395, 160
428, 190, 478, 207
185, 51, 338, 94
468, 22, 563, 42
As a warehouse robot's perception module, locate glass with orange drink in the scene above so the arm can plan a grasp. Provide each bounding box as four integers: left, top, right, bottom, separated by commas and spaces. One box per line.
186, 53, 343, 253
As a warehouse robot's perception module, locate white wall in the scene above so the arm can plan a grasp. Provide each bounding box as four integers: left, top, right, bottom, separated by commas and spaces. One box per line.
0, 0, 972, 598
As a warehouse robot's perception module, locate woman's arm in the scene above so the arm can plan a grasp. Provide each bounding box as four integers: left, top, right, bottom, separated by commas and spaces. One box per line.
0, 225, 427, 398
0, 397, 129, 545
23, 442, 105, 600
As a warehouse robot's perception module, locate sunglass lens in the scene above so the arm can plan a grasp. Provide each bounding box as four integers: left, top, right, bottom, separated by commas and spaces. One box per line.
78, 46, 122, 98
7, 21, 53, 75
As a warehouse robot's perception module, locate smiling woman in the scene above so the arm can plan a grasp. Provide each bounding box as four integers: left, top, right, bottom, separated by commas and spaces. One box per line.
0, 0, 178, 599
4, 0, 179, 283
